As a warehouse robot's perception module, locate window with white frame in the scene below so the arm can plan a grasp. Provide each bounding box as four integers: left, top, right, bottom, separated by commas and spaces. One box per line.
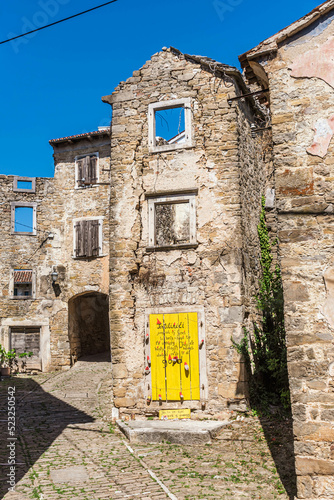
148, 98, 193, 153
10, 202, 37, 235
13, 176, 36, 193
73, 218, 103, 258
146, 190, 197, 250
75, 153, 99, 188
10, 269, 36, 299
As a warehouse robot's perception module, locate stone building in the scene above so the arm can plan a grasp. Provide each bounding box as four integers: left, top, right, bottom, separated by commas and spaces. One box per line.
0, 2, 333, 496
0, 129, 111, 371
101, 47, 270, 415
240, 1, 334, 497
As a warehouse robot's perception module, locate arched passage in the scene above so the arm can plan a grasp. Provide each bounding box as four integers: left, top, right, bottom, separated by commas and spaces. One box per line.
68, 292, 110, 363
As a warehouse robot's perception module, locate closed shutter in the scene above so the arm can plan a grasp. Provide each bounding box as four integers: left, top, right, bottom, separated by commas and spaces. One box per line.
77, 158, 85, 186
91, 220, 100, 256
74, 220, 100, 258
88, 156, 98, 184
77, 155, 97, 186
74, 220, 87, 257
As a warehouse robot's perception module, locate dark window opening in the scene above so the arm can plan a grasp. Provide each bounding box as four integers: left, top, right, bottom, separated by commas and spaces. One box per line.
76, 155, 98, 187
155, 106, 185, 145
14, 206, 34, 233
155, 202, 190, 246
74, 220, 100, 258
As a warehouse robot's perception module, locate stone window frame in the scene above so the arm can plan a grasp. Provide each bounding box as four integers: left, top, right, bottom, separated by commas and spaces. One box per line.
146, 189, 198, 252
9, 269, 36, 300
13, 176, 36, 193
74, 152, 100, 189
144, 306, 208, 405
148, 97, 193, 153
10, 202, 37, 236
72, 216, 104, 259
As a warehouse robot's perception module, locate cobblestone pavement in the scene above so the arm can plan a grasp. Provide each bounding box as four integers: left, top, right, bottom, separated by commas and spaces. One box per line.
0, 355, 295, 500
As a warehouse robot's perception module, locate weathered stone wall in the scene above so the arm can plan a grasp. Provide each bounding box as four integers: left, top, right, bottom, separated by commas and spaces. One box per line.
0, 132, 111, 371
246, 13, 334, 498
103, 47, 267, 416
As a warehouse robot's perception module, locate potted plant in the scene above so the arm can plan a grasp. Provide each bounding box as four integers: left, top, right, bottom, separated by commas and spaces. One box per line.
0, 344, 11, 376
0, 344, 33, 376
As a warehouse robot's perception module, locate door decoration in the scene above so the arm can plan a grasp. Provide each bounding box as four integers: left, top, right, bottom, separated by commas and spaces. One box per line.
149, 312, 200, 401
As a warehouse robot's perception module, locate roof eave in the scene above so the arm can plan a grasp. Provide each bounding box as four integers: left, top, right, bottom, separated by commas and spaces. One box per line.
239, 0, 334, 84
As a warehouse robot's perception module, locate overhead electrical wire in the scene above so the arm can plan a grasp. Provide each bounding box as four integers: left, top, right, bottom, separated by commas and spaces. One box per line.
0, 0, 118, 46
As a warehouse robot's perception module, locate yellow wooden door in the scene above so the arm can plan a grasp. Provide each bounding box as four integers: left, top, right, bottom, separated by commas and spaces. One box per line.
150, 312, 200, 401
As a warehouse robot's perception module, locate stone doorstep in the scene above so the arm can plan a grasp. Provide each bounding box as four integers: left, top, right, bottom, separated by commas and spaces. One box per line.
116, 419, 230, 445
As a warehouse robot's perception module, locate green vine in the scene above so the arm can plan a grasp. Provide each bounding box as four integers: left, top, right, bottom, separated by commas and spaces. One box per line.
234, 196, 290, 412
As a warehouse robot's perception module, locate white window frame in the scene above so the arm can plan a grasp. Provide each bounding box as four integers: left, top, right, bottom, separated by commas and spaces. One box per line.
74, 152, 99, 189
13, 176, 36, 193
10, 202, 37, 236
9, 269, 36, 300
146, 190, 197, 251
72, 216, 104, 258
148, 98, 193, 153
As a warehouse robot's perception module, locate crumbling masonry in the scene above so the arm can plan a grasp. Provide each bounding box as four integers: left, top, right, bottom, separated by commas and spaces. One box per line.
1, 2, 334, 497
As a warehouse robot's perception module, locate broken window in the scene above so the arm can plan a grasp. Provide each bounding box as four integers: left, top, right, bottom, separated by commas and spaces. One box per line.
146, 191, 197, 249
13, 269, 33, 297
74, 219, 102, 258
148, 98, 192, 153
10, 202, 37, 235
75, 154, 98, 188
155, 202, 190, 246
13, 176, 36, 193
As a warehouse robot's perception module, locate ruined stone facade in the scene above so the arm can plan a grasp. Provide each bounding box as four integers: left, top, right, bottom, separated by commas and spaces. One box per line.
0, 2, 334, 495
101, 48, 269, 416
241, 1, 334, 497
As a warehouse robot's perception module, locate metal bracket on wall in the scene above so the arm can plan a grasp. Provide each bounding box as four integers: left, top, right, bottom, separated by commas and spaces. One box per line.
227, 89, 269, 106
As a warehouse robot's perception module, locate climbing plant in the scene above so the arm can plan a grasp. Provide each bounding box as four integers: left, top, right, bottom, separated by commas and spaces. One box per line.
234, 196, 290, 412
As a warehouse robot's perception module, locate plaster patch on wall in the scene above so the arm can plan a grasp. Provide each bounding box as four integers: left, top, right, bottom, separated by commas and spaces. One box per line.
307, 116, 334, 158
284, 12, 334, 49
290, 37, 334, 89
323, 267, 334, 329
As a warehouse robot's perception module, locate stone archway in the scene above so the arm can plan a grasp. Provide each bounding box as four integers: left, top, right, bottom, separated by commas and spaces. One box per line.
68, 292, 110, 363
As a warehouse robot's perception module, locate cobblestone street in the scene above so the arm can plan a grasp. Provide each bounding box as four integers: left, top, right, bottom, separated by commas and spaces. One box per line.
1, 355, 295, 500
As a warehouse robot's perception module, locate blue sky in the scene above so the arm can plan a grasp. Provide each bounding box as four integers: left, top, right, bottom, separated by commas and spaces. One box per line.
0, 0, 322, 178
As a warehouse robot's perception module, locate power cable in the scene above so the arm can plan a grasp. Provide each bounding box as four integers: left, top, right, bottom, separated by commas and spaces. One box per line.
0, 0, 118, 46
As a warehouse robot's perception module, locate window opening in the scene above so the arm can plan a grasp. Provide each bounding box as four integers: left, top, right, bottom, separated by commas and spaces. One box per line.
155, 202, 190, 246
148, 98, 192, 153
155, 106, 185, 145
146, 191, 197, 250
17, 180, 32, 190
13, 269, 33, 297
14, 207, 34, 233
13, 177, 36, 193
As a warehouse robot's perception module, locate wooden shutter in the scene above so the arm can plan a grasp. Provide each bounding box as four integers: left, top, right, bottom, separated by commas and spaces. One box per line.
88, 156, 98, 184
75, 220, 100, 258
74, 220, 87, 257
77, 158, 84, 186
91, 220, 100, 256
86, 220, 100, 257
